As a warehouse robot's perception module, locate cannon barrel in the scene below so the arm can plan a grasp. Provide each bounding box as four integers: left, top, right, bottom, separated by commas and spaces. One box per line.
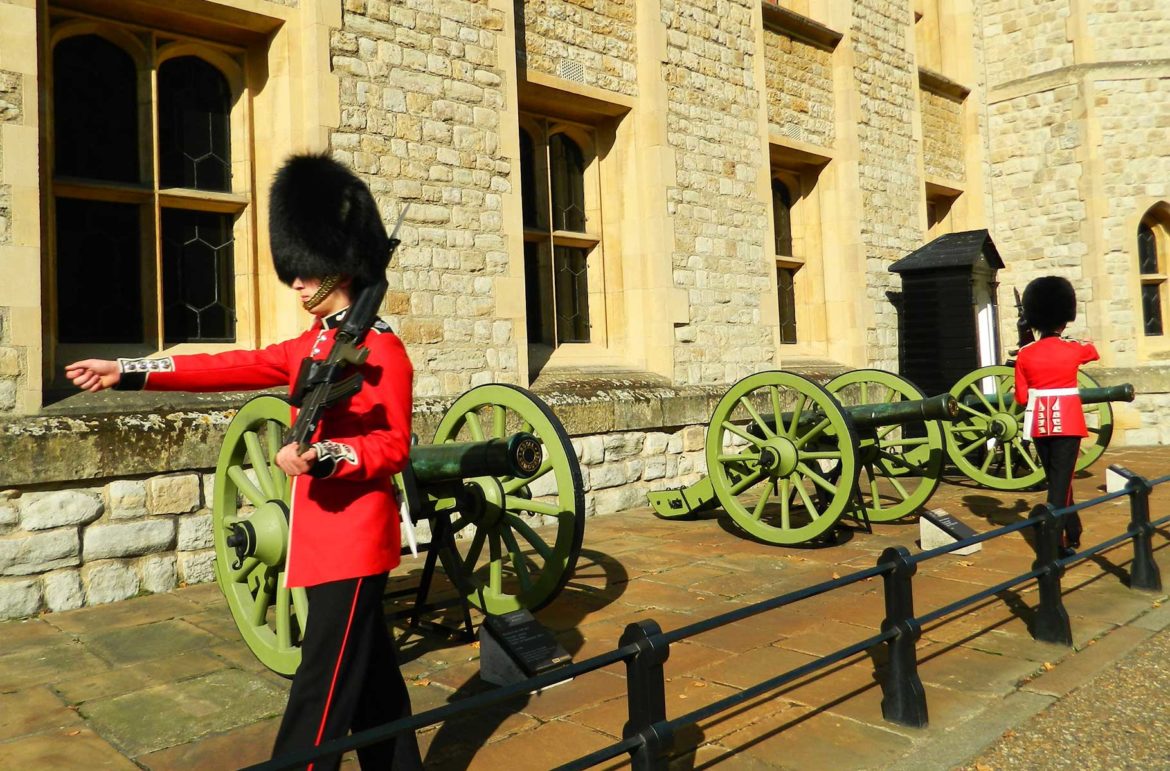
961, 383, 1135, 408
408, 432, 543, 484
750, 392, 957, 438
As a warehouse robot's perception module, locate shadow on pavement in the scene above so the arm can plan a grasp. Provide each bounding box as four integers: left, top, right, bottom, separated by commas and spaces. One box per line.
419, 547, 629, 769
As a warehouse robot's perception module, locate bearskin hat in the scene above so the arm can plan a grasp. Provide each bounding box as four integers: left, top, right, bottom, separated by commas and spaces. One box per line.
1022, 275, 1077, 333
269, 154, 390, 289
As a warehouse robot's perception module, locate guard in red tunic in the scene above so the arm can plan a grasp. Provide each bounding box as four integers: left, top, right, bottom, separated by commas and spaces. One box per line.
66, 154, 422, 770
1013, 275, 1100, 556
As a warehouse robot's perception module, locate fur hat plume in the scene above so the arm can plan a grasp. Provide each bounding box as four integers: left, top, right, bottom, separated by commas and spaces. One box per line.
269, 154, 390, 289
1022, 275, 1077, 333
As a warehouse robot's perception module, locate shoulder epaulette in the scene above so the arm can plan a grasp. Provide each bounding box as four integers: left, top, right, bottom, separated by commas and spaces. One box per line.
371, 317, 394, 334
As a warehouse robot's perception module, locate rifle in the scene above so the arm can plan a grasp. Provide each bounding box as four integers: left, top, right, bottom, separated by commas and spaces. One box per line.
285, 204, 409, 453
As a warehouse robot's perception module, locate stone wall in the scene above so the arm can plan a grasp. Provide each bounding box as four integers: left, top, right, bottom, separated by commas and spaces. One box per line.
0, 68, 19, 414
0, 381, 732, 619
920, 88, 964, 182
1095, 78, 1170, 362
1088, 0, 1170, 63
981, 0, 1074, 86
333, 0, 519, 397
764, 30, 834, 148
665, 0, 774, 385
516, 0, 637, 96
987, 84, 1091, 332
851, 0, 921, 369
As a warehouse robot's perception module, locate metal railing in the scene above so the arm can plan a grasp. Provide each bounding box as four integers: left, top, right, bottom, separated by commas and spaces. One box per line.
246, 467, 1169, 771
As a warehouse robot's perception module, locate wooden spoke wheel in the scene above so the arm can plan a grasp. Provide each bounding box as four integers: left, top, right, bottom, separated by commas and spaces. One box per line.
212, 395, 305, 677
826, 369, 945, 522
432, 384, 585, 615
705, 371, 859, 545
944, 366, 1113, 490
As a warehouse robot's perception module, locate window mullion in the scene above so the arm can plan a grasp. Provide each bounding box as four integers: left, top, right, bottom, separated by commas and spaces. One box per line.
542, 121, 558, 346
149, 34, 164, 351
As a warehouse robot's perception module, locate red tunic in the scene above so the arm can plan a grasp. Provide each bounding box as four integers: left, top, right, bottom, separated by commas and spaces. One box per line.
116, 311, 413, 587
1013, 336, 1100, 438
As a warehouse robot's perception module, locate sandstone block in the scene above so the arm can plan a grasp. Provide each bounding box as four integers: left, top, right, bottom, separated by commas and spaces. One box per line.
20, 491, 102, 531
593, 485, 645, 516
0, 504, 17, 532
574, 436, 605, 466
603, 433, 644, 461
105, 479, 148, 520
589, 463, 626, 490
178, 513, 213, 551
0, 529, 80, 576
81, 561, 140, 605
147, 474, 201, 515
643, 433, 671, 456
141, 554, 178, 594
682, 425, 706, 452
42, 569, 84, 612
643, 456, 668, 481
0, 347, 19, 376
83, 519, 175, 561
0, 577, 41, 620
178, 550, 216, 585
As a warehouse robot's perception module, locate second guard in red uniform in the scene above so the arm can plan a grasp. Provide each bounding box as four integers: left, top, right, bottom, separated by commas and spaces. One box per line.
1013, 275, 1100, 555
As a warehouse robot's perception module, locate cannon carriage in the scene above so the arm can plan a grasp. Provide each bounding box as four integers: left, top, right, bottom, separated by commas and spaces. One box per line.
648, 369, 957, 545
648, 364, 1136, 546
212, 383, 585, 676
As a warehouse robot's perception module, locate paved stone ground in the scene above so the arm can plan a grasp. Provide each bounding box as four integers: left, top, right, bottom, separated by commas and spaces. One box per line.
2, 445, 1170, 770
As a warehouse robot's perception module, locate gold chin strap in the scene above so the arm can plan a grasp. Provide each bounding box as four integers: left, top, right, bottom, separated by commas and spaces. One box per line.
302, 275, 341, 311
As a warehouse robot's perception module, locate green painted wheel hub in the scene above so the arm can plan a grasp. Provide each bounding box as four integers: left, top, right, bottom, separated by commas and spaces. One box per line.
705, 370, 859, 545
432, 384, 585, 615
212, 395, 305, 677
826, 369, 946, 523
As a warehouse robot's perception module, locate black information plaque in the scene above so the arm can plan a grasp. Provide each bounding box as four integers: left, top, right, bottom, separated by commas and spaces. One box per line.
480, 609, 572, 687
922, 509, 978, 541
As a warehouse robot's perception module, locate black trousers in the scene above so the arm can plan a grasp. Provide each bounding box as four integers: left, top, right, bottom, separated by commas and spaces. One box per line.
1033, 436, 1082, 546
272, 574, 422, 771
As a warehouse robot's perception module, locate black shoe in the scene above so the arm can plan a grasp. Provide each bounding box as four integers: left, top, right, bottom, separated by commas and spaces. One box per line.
1058, 545, 1076, 559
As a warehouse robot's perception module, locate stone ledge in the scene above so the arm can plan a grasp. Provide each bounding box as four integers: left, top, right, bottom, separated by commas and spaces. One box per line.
1, 360, 853, 488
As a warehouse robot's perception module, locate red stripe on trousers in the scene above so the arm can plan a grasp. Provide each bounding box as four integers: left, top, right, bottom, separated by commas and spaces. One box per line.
308, 577, 364, 770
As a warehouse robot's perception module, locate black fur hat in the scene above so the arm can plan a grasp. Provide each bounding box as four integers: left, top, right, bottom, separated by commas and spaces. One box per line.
1022, 275, 1077, 333
269, 154, 390, 288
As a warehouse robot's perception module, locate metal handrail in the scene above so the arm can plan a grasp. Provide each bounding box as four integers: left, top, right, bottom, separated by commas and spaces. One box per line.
247, 468, 1168, 771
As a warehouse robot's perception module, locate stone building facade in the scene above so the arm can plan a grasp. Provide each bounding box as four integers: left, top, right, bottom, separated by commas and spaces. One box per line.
0, 0, 1167, 616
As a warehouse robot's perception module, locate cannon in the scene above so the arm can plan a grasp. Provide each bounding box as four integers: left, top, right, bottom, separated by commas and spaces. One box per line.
212, 383, 584, 675
943, 365, 1135, 490
648, 370, 957, 545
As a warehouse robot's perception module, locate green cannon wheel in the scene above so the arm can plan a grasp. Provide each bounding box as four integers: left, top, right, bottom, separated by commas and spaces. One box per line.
944, 366, 1114, 490
826, 369, 945, 522
705, 371, 859, 544
432, 384, 585, 615
212, 395, 305, 677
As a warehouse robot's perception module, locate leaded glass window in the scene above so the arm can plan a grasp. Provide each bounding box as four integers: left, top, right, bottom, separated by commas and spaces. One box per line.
48, 22, 248, 380
519, 117, 602, 349
1139, 219, 1167, 337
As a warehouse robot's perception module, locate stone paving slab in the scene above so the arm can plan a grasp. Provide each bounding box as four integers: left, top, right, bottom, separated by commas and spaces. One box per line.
1, 448, 1169, 769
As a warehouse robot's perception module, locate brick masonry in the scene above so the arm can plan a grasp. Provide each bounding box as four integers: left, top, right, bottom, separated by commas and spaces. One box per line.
764, 30, 834, 148
665, 0, 775, 385
0, 67, 19, 414
920, 88, 964, 182
517, 0, 638, 96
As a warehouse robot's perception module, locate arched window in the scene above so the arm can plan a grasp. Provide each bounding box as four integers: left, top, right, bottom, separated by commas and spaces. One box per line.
1138, 218, 1166, 337
772, 177, 798, 344
48, 24, 249, 389
519, 119, 601, 349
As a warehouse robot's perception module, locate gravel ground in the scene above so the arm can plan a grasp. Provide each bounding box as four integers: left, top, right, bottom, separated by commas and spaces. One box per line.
961, 627, 1170, 770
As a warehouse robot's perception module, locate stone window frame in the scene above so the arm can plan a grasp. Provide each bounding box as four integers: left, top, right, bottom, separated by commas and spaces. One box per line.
768, 142, 829, 354
771, 174, 801, 345
44, 9, 258, 396
517, 113, 608, 366
925, 179, 962, 239
1137, 205, 1170, 340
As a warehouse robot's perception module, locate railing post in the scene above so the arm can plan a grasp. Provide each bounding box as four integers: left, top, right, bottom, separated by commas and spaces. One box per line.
877, 546, 927, 728
1125, 474, 1163, 592
620, 619, 671, 771
1031, 503, 1073, 646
